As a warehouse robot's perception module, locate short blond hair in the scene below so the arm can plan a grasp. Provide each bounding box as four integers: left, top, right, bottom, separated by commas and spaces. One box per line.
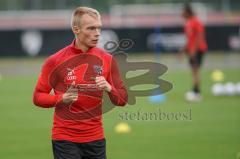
71, 7, 101, 27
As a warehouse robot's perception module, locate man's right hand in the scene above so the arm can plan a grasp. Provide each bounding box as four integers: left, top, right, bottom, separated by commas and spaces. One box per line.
62, 82, 78, 104
177, 47, 185, 62
177, 47, 186, 61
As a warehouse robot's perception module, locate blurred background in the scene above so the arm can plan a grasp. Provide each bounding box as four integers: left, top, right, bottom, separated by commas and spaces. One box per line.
0, 0, 239, 159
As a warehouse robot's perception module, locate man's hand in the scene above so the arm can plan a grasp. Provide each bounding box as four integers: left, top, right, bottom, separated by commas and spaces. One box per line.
62, 82, 78, 104
189, 48, 196, 60
95, 76, 112, 92
177, 47, 185, 62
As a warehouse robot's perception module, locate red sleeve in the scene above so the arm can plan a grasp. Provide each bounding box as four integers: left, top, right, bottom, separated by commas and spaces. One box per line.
33, 58, 62, 108
195, 20, 204, 33
107, 56, 128, 106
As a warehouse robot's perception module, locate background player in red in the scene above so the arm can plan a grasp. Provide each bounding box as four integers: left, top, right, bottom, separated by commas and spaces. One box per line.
178, 4, 208, 101
33, 7, 128, 159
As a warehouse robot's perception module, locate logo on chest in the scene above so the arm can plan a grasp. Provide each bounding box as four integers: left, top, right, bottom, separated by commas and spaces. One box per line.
93, 65, 103, 75
64, 65, 103, 84
66, 68, 77, 81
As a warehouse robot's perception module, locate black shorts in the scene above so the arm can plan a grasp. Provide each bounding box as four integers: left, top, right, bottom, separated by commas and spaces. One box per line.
189, 50, 205, 67
52, 139, 106, 159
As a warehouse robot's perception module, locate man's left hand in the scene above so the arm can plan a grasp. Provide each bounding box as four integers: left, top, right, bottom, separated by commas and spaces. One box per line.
95, 76, 112, 92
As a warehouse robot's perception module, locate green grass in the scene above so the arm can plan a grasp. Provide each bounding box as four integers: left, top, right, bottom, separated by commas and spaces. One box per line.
104, 68, 240, 159
0, 57, 240, 159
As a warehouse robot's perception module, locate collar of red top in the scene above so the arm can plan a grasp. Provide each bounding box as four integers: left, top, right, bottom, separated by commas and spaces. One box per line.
69, 39, 96, 54
189, 16, 197, 21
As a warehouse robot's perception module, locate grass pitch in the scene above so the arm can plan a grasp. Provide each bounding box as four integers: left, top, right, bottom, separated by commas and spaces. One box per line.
0, 53, 239, 159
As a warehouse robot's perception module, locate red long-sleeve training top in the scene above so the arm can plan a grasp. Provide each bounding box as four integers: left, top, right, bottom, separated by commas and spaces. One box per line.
33, 40, 128, 143
184, 16, 208, 54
